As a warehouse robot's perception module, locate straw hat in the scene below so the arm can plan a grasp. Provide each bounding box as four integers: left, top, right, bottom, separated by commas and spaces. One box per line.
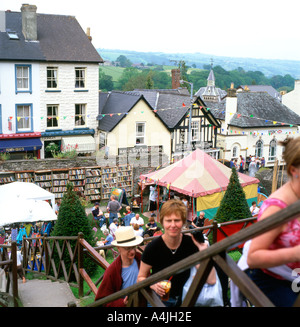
111, 226, 143, 247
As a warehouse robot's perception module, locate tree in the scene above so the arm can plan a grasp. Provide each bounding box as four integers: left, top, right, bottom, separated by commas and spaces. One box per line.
52, 183, 97, 276
214, 168, 252, 223
116, 55, 132, 68
99, 68, 114, 91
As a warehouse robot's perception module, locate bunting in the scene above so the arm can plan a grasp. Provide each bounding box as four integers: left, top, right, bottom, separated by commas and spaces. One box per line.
7, 103, 300, 129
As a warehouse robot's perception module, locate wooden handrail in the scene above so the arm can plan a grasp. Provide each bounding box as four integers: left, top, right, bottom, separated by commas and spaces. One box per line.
90, 199, 300, 307
0, 241, 19, 307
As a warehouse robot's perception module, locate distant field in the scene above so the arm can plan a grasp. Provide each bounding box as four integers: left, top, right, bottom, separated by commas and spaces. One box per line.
99, 65, 125, 81
99, 64, 203, 82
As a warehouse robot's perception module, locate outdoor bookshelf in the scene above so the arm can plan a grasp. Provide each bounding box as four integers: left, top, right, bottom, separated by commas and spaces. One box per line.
15, 170, 34, 183
0, 165, 134, 202
0, 171, 15, 184
52, 169, 69, 199
69, 168, 85, 194
117, 164, 133, 197
84, 166, 102, 201
101, 166, 118, 200
34, 170, 52, 192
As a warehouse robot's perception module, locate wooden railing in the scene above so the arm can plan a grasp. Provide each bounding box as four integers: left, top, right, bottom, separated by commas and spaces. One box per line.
0, 242, 19, 307
17, 201, 300, 307
89, 200, 300, 307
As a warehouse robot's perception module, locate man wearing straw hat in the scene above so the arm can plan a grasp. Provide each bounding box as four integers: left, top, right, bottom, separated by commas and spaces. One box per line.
95, 226, 143, 307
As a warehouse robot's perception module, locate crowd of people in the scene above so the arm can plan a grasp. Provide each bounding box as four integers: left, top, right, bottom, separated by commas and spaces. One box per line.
95, 198, 218, 307
2, 136, 299, 307
230, 155, 265, 176
93, 137, 300, 308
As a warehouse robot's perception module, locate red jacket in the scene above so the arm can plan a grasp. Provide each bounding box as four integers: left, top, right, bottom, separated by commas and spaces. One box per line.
95, 252, 142, 307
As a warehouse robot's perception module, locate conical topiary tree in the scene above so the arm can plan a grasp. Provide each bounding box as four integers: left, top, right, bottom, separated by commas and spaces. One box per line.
52, 183, 97, 276
214, 167, 252, 223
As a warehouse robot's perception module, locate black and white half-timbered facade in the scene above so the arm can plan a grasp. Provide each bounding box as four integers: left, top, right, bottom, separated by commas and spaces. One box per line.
133, 89, 221, 160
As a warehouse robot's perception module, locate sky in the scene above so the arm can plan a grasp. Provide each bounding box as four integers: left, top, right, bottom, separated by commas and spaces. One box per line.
2, 0, 300, 61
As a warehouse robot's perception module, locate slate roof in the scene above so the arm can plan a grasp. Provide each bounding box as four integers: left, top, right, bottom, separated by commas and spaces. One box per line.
97, 89, 197, 132
133, 89, 191, 129
238, 85, 281, 101
0, 11, 103, 63
205, 100, 226, 120
98, 91, 143, 132
230, 92, 300, 128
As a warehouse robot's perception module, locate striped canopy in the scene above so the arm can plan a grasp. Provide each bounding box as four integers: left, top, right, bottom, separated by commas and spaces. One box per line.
140, 149, 259, 198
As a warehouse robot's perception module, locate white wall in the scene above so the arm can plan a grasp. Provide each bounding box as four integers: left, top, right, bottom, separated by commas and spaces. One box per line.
0, 62, 40, 134
39, 63, 99, 132
282, 80, 300, 116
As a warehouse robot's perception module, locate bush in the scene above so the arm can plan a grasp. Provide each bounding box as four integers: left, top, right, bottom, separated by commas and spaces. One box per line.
214, 168, 252, 223
52, 183, 97, 278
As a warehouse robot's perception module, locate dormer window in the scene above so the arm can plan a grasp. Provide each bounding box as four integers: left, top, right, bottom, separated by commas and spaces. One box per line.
7, 29, 19, 40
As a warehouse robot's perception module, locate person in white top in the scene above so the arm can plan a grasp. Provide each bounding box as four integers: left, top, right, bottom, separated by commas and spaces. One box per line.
133, 223, 144, 237
149, 185, 158, 217
109, 218, 119, 238
249, 201, 260, 216
130, 213, 144, 228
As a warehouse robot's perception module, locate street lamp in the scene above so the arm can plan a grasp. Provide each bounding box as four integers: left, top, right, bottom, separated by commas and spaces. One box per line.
180, 79, 194, 145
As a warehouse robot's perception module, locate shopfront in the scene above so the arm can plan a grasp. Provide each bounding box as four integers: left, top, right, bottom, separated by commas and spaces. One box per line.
0, 133, 42, 160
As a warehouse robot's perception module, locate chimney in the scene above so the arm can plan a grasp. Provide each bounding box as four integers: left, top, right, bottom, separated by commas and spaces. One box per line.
225, 82, 238, 133
227, 82, 237, 97
0, 11, 5, 32
21, 4, 37, 41
171, 69, 181, 89
86, 27, 92, 41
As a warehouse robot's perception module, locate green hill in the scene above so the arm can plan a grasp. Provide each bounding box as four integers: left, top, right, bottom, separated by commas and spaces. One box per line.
98, 48, 300, 79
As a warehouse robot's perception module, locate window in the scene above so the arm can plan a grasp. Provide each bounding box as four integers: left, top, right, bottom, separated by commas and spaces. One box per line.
15, 65, 31, 93
99, 132, 106, 148
75, 67, 86, 88
232, 146, 238, 158
7, 29, 19, 40
191, 121, 199, 141
268, 139, 277, 161
47, 67, 58, 88
47, 105, 59, 128
75, 104, 86, 126
16, 104, 32, 131
255, 139, 263, 158
136, 122, 145, 145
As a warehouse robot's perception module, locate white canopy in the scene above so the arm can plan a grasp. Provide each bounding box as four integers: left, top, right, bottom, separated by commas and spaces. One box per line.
0, 181, 55, 207
0, 182, 57, 226
0, 198, 57, 226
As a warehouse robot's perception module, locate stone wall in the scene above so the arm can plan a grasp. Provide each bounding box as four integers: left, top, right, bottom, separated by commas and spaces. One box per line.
0, 157, 98, 172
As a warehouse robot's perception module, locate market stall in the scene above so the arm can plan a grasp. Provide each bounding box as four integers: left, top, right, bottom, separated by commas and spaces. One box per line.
140, 149, 260, 220
0, 182, 57, 226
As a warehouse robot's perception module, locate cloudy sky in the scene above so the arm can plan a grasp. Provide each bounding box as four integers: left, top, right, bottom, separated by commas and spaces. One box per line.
2, 0, 300, 61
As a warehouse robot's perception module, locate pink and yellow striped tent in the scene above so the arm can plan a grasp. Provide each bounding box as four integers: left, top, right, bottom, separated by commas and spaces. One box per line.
140, 149, 259, 219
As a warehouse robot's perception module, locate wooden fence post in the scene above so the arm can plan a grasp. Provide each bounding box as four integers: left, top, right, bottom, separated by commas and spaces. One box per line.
78, 233, 84, 298
11, 242, 18, 307
212, 220, 218, 244
44, 233, 49, 275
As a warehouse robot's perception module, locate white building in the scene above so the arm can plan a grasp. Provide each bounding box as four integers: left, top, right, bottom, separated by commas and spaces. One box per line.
0, 4, 103, 159
282, 80, 300, 117
196, 68, 300, 167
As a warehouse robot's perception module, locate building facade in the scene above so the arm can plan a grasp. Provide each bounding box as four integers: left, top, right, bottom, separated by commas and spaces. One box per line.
0, 4, 103, 159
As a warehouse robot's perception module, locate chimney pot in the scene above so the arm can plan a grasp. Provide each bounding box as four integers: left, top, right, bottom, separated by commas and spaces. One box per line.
227, 82, 237, 97
86, 27, 92, 41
